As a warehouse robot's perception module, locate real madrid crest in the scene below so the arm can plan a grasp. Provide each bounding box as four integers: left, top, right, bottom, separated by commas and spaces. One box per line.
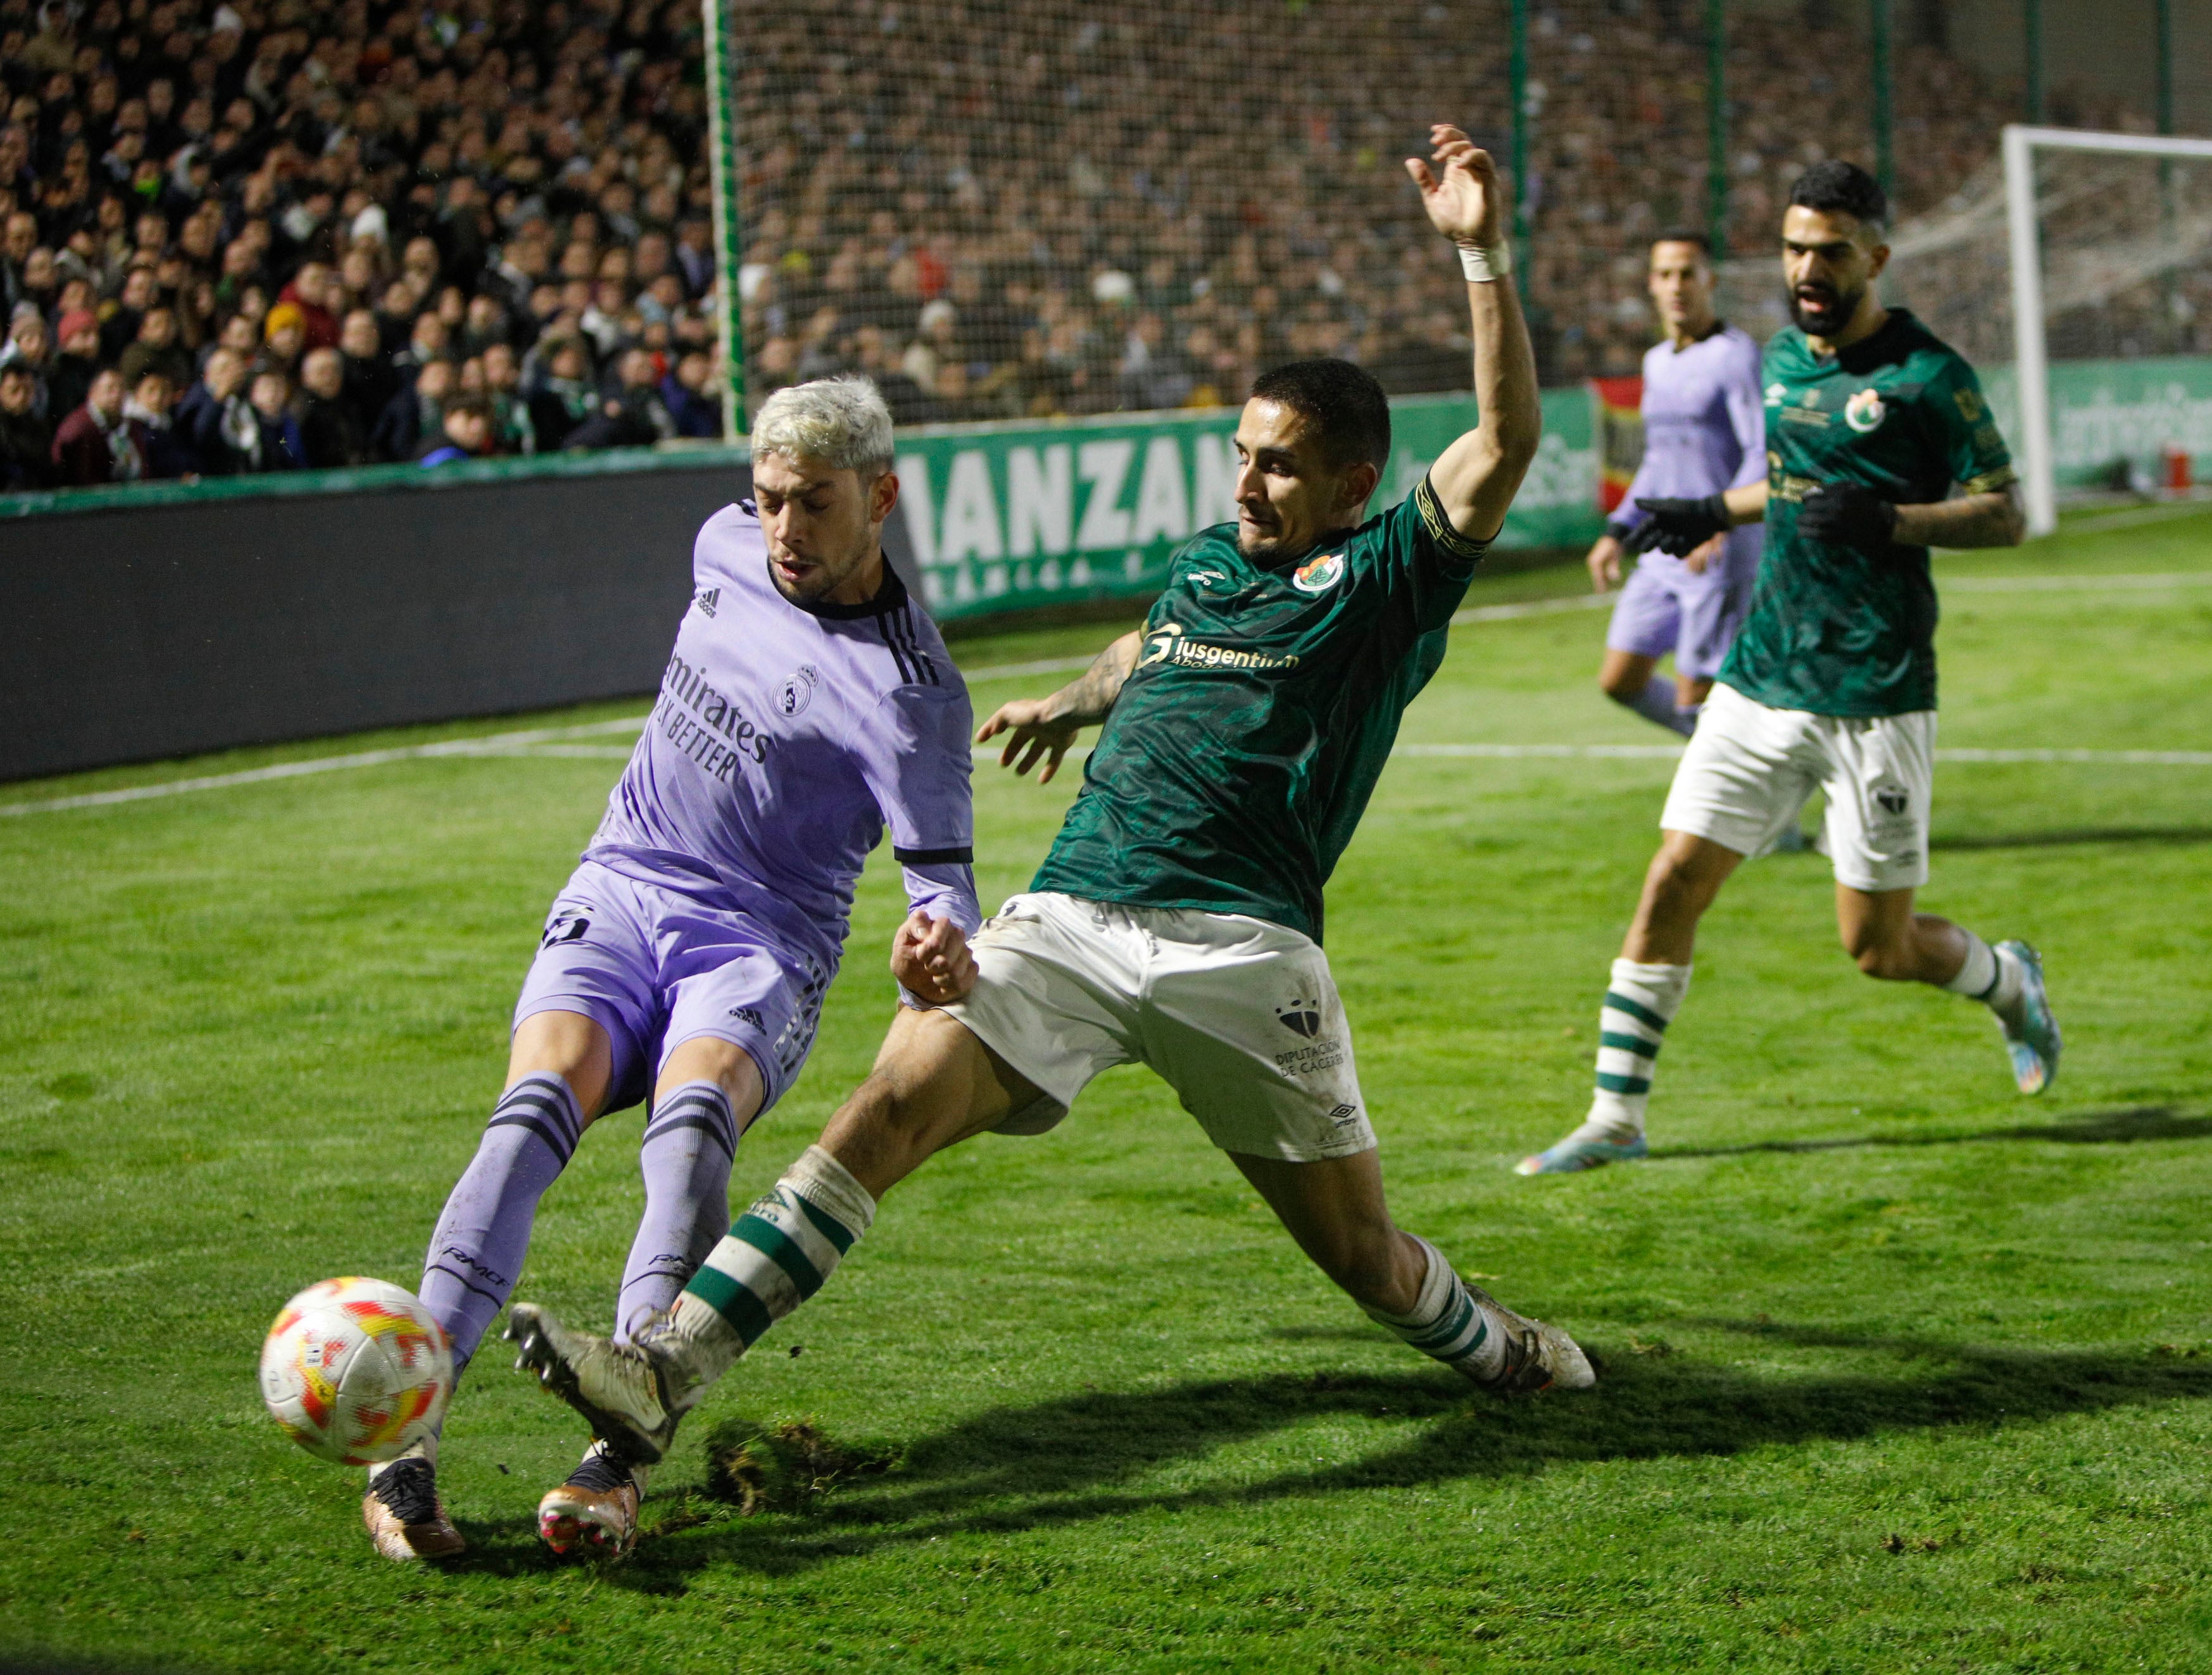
1845, 387, 1888, 434
1292, 551, 1346, 594
775, 664, 819, 718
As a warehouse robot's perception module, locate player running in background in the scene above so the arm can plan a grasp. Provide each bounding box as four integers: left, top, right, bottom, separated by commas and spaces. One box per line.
1516, 161, 2057, 1178
361, 377, 981, 1562
1587, 232, 1765, 739
502, 126, 1595, 1475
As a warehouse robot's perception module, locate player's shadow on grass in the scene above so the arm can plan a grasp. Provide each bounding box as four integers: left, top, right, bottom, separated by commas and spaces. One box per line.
1933, 825, 2212, 852
1653, 1102, 2212, 1160
610, 1324, 2212, 1586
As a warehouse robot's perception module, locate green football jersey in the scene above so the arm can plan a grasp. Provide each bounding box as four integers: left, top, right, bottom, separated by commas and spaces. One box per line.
1029, 476, 1488, 943
1719, 308, 2016, 717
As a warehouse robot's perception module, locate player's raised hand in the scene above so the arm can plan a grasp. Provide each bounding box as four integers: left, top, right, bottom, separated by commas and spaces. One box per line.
976, 699, 1083, 784
1405, 124, 1508, 249
891, 908, 977, 1005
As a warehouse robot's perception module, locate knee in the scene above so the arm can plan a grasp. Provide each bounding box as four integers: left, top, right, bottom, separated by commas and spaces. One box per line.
1599, 669, 1643, 703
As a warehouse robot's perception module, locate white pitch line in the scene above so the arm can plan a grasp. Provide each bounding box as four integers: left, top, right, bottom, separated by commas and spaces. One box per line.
1395, 743, 2212, 765
0, 716, 648, 816
1942, 571, 2212, 592
9, 568, 2212, 818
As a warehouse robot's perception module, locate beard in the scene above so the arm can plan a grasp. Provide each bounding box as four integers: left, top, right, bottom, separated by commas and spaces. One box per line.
1789, 278, 1863, 337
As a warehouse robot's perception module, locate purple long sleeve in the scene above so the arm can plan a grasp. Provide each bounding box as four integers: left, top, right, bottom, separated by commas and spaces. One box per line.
1616, 324, 1767, 574
585, 501, 981, 981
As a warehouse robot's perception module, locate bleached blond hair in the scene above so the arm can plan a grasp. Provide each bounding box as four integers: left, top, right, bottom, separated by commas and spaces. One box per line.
751, 375, 895, 474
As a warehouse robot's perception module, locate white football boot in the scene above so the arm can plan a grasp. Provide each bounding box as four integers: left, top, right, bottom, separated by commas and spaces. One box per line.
505, 1302, 700, 1465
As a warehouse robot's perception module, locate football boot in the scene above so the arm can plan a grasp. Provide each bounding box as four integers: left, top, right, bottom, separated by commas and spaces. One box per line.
1994, 940, 2061, 1095
1514, 1129, 1649, 1175
361, 1453, 465, 1562
538, 1443, 648, 1559
506, 1303, 695, 1465
1461, 1284, 1597, 1395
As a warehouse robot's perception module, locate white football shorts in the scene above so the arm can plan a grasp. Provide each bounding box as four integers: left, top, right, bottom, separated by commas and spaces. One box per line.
1661, 681, 1936, 893
940, 891, 1379, 1162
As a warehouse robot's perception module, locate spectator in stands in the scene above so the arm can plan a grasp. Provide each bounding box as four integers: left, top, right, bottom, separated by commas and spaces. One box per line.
116, 303, 191, 394
373, 356, 452, 463
298, 347, 367, 470
46, 308, 101, 422
660, 350, 722, 439
0, 361, 52, 490
174, 346, 255, 476
248, 369, 303, 472
260, 303, 307, 383
0, 308, 49, 415
417, 396, 494, 467
562, 347, 676, 451
525, 335, 596, 453
339, 308, 398, 432
50, 365, 143, 486
125, 369, 194, 480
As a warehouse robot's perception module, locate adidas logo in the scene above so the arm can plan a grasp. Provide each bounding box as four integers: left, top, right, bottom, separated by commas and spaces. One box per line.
695, 587, 720, 617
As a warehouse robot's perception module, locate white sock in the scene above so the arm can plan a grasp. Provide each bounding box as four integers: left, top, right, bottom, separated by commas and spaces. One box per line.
1945, 933, 2024, 1015
655, 1145, 877, 1390
1363, 1236, 1507, 1383
1580, 958, 1693, 1141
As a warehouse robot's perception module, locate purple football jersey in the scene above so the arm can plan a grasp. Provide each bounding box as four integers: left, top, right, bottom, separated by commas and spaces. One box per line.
584, 500, 981, 977
1616, 323, 1768, 579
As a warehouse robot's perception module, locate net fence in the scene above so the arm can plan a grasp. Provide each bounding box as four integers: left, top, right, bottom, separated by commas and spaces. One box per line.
727, 0, 2063, 425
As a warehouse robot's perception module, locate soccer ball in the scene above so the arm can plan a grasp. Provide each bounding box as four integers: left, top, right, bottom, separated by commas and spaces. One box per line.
258, 1277, 452, 1466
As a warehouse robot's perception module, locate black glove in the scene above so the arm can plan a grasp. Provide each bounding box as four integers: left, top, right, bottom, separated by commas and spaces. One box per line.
1628, 494, 1731, 556
1795, 482, 1899, 548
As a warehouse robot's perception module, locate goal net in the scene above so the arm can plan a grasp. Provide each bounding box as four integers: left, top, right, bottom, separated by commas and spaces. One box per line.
1715, 126, 2212, 534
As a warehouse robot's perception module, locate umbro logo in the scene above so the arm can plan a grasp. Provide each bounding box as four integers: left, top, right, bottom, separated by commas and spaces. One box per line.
1329, 1103, 1362, 1128
694, 587, 720, 617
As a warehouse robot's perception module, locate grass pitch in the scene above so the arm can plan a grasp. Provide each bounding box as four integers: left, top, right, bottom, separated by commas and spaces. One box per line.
3, 505, 2211, 1673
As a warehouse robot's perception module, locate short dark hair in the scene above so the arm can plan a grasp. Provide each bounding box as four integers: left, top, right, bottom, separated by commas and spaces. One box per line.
1788, 160, 1888, 234
1652, 229, 1711, 258
1248, 358, 1392, 473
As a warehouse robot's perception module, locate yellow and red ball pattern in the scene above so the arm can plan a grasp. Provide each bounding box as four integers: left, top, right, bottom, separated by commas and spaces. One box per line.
258, 1277, 453, 1466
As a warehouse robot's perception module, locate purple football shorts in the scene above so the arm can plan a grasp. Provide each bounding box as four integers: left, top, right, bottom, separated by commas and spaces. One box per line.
513, 860, 831, 1115
1604, 535, 1759, 681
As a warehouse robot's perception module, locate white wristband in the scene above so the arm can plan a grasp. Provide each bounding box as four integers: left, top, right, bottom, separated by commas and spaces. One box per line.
1457, 241, 1512, 282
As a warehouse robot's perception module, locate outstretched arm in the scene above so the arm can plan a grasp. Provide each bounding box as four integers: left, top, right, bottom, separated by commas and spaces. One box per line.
972, 629, 1143, 784
1405, 125, 1542, 542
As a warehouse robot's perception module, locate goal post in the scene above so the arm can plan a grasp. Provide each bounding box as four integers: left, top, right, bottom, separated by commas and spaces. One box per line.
2004, 124, 2212, 537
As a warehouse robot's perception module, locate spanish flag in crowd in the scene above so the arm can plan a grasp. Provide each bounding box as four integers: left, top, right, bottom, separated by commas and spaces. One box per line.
1591, 376, 1644, 514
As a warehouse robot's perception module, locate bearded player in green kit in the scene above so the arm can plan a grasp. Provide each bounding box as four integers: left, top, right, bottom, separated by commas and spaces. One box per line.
1516, 160, 2060, 1177
498, 125, 1598, 1462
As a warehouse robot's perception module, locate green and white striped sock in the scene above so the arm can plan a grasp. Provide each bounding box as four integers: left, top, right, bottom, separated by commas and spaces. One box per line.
1578, 958, 1692, 1142
1364, 1236, 1507, 1383
655, 1145, 877, 1386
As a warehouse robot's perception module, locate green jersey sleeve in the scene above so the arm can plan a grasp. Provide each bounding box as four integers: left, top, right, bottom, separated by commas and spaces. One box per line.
1356, 474, 1491, 634
1925, 359, 2018, 497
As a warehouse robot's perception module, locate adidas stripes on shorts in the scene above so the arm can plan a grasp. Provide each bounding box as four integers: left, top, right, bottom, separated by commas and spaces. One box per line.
1661, 681, 1936, 893
941, 892, 1379, 1162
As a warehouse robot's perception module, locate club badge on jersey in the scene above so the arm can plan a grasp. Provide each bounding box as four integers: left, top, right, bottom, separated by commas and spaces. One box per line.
1292, 551, 1346, 594
1844, 388, 1887, 433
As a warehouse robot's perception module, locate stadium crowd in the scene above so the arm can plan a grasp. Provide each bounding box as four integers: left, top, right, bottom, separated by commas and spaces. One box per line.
1, 0, 2188, 492
729, 0, 2140, 422
0, 0, 726, 491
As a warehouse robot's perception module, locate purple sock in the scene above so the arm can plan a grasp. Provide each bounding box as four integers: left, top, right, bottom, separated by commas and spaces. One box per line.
1626, 674, 1695, 737
615, 1080, 740, 1345
418, 1072, 583, 1376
